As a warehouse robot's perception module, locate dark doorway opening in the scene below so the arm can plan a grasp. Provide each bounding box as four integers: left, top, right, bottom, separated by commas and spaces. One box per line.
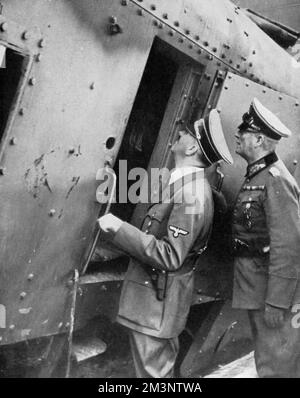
0, 47, 28, 149
112, 39, 178, 222
89, 38, 179, 271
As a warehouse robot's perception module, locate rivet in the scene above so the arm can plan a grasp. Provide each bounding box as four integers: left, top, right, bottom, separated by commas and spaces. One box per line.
203, 41, 209, 46
262, 89, 266, 93
195, 35, 200, 41
236, 64, 240, 69
20, 292, 27, 300
217, 109, 221, 113
153, 20, 158, 26
221, 54, 226, 59
121, 0, 128, 5
168, 30, 174, 36
27, 274, 34, 281
217, 62, 221, 66
249, 62, 253, 67
207, 105, 212, 110
90, 82, 95, 90
29, 77, 36, 86
205, 74, 211, 80
197, 49, 202, 54
162, 13, 168, 19
178, 37, 184, 43
10, 137, 17, 145
224, 86, 228, 90
279, 96, 283, 100
58, 322, 63, 329
228, 75, 232, 79
185, 29, 190, 35
36, 53, 42, 62
253, 50, 256, 55
137, 9, 143, 16
38, 38, 46, 48
0, 167, 6, 176
49, 209, 56, 217
198, 298, 202, 303
109, 16, 117, 24
246, 83, 249, 87
174, 21, 180, 27
212, 47, 217, 52
227, 18, 233, 23
22, 31, 30, 40
0, 22, 8, 32
293, 160, 298, 165
150, 4, 156, 10
158, 23, 163, 29
241, 56, 247, 61
65, 322, 70, 328
197, 289, 202, 294
207, 55, 213, 61
9, 325, 15, 331
296, 102, 299, 107
189, 44, 193, 49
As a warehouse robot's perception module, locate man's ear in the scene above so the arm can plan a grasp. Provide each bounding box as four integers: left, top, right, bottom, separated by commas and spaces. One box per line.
186, 143, 198, 156
255, 134, 265, 147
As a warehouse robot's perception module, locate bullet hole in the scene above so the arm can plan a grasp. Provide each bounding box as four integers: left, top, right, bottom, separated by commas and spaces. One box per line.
106, 137, 116, 150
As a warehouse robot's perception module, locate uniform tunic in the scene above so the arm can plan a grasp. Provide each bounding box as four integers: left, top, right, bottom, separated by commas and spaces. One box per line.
112, 169, 214, 339
232, 152, 300, 377
232, 152, 300, 310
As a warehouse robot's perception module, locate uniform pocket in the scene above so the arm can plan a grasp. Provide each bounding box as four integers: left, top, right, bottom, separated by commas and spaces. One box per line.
118, 278, 164, 331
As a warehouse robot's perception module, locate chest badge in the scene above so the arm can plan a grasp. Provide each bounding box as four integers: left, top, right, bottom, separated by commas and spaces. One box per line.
169, 225, 189, 238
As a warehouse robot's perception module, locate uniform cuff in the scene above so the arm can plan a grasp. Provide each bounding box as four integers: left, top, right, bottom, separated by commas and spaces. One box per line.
266, 274, 298, 309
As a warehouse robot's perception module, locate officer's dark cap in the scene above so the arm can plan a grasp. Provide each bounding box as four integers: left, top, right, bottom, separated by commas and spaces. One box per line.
238, 98, 292, 140
187, 109, 233, 165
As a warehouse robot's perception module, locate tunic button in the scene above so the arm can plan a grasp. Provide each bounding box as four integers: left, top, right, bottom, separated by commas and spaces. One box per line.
145, 230, 149, 234
145, 281, 149, 286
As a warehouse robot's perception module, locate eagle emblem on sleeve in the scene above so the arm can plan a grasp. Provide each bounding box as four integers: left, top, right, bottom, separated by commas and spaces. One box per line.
169, 225, 189, 238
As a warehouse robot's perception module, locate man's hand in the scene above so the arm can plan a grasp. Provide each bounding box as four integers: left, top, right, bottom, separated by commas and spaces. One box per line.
264, 303, 286, 328
98, 213, 123, 234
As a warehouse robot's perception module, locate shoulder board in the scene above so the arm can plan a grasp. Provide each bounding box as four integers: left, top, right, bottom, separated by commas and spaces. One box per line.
269, 167, 280, 177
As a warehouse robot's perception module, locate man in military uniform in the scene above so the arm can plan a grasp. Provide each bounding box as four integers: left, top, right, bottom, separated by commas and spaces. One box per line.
97, 110, 233, 378
232, 98, 300, 378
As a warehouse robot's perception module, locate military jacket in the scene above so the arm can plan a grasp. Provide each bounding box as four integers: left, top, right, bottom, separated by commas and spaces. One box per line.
112, 170, 214, 338
232, 153, 300, 310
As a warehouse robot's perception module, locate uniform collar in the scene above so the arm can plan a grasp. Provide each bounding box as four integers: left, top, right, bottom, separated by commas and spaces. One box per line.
246, 152, 278, 179
169, 166, 203, 185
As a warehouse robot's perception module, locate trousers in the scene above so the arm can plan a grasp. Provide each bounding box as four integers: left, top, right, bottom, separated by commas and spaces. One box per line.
129, 329, 179, 378
248, 308, 300, 378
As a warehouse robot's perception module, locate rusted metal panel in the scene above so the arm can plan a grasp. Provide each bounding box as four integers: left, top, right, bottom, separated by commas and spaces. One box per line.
0, 0, 156, 345
130, 0, 300, 99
